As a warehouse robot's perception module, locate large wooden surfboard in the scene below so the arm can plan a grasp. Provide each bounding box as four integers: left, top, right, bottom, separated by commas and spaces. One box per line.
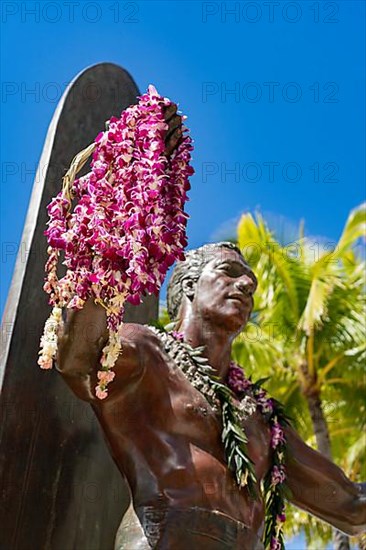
0, 63, 158, 550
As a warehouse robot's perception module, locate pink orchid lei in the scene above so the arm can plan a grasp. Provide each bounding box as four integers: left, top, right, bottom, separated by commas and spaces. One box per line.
38, 85, 194, 400
171, 330, 288, 550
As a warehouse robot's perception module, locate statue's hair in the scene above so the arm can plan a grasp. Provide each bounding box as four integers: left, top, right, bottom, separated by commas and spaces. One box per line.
166, 241, 245, 321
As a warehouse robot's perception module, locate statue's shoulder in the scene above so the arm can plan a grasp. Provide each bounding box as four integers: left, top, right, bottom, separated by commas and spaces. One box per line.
119, 323, 164, 352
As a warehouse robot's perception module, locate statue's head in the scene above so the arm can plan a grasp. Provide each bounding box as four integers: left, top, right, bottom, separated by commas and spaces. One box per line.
167, 242, 257, 331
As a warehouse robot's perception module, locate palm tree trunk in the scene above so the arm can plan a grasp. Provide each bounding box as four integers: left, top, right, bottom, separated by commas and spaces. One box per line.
306, 391, 350, 550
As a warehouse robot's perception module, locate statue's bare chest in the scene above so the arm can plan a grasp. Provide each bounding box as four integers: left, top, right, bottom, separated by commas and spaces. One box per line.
154, 362, 272, 479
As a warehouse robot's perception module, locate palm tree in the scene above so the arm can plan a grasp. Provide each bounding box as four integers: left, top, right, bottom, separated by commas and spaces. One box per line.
233, 205, 366, 549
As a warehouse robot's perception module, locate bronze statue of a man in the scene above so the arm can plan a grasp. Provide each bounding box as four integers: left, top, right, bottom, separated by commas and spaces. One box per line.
56, 108, 365, 549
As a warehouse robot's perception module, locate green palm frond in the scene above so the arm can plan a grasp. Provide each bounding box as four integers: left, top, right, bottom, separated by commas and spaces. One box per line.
336, 203, 366, 257
298, 274, 334, 335
238, 215, 315, 348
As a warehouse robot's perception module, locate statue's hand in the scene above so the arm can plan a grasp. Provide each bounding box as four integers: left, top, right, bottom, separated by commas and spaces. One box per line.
164, 103, 183, 157
105, 104, 183, 184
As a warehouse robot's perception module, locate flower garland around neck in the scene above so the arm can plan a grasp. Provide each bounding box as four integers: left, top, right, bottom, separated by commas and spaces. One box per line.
38, 85, 194, 400
170, 330, 290, 550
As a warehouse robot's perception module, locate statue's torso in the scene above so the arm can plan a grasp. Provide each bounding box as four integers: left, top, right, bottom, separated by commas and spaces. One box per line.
93, 329, 272, 546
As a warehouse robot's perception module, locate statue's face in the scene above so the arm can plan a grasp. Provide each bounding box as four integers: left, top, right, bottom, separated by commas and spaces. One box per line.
192, 248, 257, 333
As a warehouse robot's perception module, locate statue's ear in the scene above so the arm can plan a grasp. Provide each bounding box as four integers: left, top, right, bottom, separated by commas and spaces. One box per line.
182, 278, 195, 301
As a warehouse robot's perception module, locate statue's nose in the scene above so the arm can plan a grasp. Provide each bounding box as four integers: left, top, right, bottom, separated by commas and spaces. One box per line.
234, 276, 255, 296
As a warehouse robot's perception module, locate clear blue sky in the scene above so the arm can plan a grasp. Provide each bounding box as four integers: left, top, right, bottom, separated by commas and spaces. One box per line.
0, 3, 364, 545
1, 0, 365, 316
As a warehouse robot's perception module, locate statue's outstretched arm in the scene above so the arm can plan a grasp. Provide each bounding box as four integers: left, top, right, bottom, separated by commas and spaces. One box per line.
284, 425, 366, 536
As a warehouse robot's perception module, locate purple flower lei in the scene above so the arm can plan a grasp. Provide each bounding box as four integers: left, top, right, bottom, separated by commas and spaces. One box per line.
171, 331, 288, 550
39, 86, 194, 399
